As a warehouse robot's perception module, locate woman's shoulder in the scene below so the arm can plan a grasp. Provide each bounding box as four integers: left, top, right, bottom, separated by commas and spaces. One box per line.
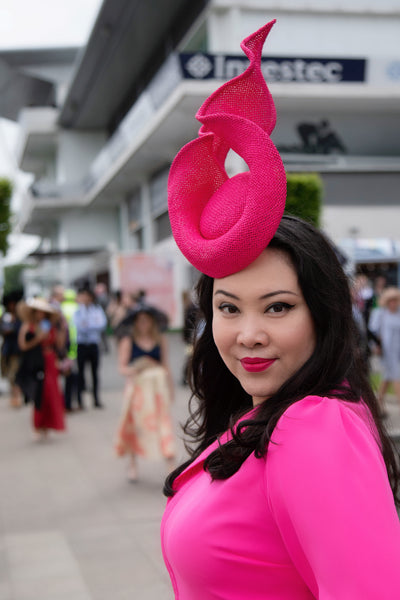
271, 395, 379, 450
265, 395, 385, 506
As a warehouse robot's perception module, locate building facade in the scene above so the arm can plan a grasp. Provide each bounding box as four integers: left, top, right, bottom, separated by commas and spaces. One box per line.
12, 0, 400, 324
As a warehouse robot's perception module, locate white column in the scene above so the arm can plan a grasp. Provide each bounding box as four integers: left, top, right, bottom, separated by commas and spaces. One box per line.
57, 228, 69, 286
141, 181, 154, 251
119, 200, 130, 251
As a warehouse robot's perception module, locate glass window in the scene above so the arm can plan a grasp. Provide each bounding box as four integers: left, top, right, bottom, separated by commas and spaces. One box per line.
150, 168, 169, 216
127, 188, 141, 223
155, 212, 172, 242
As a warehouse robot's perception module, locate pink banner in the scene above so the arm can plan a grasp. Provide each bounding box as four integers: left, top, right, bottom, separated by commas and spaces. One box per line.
117, 253, 175, 321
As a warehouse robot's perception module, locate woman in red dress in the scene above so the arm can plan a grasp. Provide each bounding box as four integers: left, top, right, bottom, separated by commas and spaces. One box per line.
17, 298, 66, 440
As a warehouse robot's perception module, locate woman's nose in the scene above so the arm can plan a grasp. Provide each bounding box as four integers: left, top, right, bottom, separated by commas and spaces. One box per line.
236, 316, 269, 347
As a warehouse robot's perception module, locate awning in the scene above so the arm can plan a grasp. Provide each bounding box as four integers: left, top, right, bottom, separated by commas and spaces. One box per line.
0, 57, 55, 121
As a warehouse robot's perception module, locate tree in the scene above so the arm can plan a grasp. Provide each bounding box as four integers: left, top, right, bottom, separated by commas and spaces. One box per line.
0, 177, 13, 254
3, 264, 26, 297
285, 173, 322, 228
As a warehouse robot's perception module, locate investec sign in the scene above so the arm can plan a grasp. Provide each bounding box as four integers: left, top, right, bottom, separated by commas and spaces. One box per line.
179, 53, 366, 83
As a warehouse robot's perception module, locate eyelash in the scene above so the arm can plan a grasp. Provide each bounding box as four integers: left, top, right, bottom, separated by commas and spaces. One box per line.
268, 302, 295, 314
218, 302, 295, 315
218, 303, 238, 314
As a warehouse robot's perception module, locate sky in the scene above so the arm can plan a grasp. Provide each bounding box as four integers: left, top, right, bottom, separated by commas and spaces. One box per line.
0, 0, 104, 163
0, 0, 104, 168
0, 0, 103, 49
0, 0, 104, 264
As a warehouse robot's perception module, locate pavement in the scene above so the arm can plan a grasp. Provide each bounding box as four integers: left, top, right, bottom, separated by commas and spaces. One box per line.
0, 333, 190, 600
0, 333, 399, 600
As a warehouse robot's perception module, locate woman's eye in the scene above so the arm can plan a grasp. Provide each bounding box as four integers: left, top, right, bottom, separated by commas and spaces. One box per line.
266, 302, 294, 314
219, 303, 238, 314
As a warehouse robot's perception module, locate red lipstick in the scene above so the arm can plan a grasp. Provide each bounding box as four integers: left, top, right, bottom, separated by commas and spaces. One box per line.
240, 357, 276, 372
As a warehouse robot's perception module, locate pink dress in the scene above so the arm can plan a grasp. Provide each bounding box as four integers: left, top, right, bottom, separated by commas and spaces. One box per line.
161, 395, 400, 599
33, 328, 65, 431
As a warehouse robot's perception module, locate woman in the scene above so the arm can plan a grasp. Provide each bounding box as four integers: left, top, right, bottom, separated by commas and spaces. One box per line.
17, 298, 66, 440
162, 216, 400, 598
161, 20, 400, 599
115, 307, 176, 481
369, 286, 400, 411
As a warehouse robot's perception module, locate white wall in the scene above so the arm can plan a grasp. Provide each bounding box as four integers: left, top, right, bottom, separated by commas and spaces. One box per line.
57, 130, 106, 183
214, 0, 400, 10
208, 3, 400, 58
323, 205, 400, 241
58, 207, 120, 249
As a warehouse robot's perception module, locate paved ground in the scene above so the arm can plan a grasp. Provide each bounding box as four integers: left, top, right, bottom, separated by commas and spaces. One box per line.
0, 333, 190, 600
0, 333, 399, 600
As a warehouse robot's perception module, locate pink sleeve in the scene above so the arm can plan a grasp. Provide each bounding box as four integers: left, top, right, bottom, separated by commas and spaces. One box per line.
266, 396, 400, 599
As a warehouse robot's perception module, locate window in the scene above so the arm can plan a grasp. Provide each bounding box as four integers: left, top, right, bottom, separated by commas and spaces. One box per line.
155, 212, 172, 242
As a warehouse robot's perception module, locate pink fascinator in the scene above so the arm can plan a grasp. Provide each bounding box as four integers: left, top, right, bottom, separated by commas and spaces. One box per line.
168, 20, 286, 278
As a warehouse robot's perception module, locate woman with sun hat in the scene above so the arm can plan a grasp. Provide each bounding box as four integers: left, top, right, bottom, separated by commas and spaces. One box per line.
17, 297, 66, 440
161, 20, 400, 599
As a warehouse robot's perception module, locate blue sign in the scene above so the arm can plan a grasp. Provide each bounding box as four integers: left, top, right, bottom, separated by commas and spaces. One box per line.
179, 53, 366, 83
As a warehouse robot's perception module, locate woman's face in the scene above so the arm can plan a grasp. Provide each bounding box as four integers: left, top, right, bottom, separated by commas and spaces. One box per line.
212, 248, 316, 406
387, 298, 400, 313
122, 292, 133, 308
135, 312, 154, 335
34, 310, 46, 322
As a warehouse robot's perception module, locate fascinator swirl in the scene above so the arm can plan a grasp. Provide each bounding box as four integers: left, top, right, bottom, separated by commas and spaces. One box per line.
168, 20, 286, 278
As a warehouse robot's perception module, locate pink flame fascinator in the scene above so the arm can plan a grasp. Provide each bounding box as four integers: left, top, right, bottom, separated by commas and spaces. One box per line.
168, 20, 286, 278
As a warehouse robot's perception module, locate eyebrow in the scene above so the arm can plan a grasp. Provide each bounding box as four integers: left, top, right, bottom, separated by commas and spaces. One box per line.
213, 289, 299, 300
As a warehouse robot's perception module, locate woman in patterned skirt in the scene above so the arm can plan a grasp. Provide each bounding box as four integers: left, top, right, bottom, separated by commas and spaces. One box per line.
115, 307, 176, 481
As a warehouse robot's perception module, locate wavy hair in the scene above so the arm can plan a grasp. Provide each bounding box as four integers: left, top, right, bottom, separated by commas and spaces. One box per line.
164, 215, 399, 504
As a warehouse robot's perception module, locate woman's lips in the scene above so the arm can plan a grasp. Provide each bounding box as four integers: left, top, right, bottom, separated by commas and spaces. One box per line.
240, 357, 276, 372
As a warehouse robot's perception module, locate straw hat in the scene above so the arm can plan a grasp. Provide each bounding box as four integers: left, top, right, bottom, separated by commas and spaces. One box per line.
17, 297, 57, 321
379, 287, 400, 308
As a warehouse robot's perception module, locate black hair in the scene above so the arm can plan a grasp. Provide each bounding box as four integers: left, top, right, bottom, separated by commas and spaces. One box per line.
164, 215, 400, 504
78, 287, 96, 301
2, 290, 23, 307
133, 306, 156, 319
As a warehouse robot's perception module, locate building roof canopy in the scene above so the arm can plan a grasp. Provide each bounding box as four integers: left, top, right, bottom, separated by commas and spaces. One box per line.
0, 48, 77, 121
59, 0, 207, 132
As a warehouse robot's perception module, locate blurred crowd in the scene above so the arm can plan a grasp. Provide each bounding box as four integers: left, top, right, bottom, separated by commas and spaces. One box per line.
0, 283, 177, 480
1, 271, 400, 475
2, 285, 109, 416
351, 273, 400, 416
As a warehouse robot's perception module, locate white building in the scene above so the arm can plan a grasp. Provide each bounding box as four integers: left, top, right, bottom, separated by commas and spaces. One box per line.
8, 0, 400, 324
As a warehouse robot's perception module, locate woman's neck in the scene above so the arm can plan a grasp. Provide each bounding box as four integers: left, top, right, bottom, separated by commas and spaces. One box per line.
134, 333, 156, 346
